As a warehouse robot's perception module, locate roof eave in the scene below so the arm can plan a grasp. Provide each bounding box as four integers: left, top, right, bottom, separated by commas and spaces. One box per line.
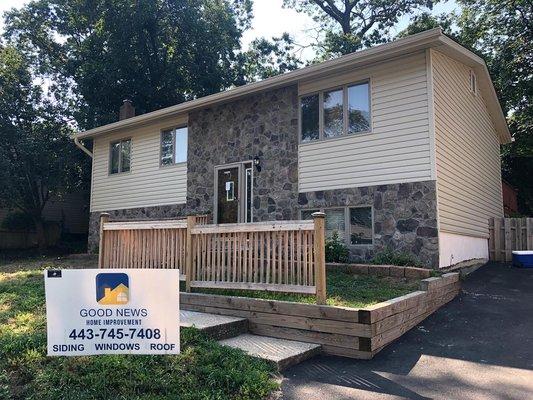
75, 28, 444, 140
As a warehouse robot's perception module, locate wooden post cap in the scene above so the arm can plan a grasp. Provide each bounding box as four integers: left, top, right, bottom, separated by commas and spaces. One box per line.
100, 213, 110, 219
311, 212, 325, 218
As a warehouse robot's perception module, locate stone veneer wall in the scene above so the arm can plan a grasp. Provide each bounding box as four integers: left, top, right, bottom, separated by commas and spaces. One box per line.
298, 180, 439, 268
186, 85, 300, 221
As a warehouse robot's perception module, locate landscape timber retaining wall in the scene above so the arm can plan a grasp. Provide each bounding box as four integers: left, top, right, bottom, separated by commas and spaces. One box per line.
180, 272, 460, 359
326, 263, 431, 279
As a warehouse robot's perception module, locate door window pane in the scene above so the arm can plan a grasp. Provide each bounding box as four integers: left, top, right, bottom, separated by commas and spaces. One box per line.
301, 94, 319, 142
325, 208, 345, 241
110, 142, 120, 174
161, 130, 173, 165
174, 127, 188, 163
120, 139, 131, 172
323, 89, 344, 138
350, 207, 372, 245
348, 82, 370, 134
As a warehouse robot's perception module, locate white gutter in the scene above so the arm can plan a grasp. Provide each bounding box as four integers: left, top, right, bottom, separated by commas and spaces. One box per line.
74, 136, 93, 158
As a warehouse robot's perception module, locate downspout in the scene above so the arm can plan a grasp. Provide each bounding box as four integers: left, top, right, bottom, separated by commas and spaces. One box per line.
74, 135, 93, 158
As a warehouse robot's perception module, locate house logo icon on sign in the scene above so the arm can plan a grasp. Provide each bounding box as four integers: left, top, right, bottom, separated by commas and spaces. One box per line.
96, 273, 129, 305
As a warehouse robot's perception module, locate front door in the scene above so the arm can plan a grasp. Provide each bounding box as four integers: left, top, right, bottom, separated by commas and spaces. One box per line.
215, 162, 253, 224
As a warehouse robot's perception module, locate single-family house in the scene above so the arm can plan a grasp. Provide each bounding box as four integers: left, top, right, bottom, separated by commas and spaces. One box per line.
74, 28, 511, 269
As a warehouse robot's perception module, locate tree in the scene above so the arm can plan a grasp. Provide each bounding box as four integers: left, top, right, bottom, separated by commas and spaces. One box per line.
283, 0, 434, 58
238, 33, 302, 82
0, 45, 87, 248
4, 0, 253, 129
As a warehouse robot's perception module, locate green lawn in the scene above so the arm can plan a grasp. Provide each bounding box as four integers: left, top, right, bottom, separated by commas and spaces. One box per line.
0, 263, 278, 400
195, 270, 420, 309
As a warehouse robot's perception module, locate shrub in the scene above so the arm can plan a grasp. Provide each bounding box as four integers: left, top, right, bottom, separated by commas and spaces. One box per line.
325, 231, 350, 263
371, 247, 422, 267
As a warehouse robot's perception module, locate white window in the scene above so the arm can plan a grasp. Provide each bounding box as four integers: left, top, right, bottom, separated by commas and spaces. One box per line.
470, 70, 477, 95
109, 138, 131, 174
301, 206, 373, 245
300, 81, 370, 142
161, 126, 188, 165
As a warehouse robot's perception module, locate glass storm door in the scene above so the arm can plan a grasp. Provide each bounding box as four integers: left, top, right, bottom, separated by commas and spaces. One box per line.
215, 162, 253, 224
217, 167, 240, 224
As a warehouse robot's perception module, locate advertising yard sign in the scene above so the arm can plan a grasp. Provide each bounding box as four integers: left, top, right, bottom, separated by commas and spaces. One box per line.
44, 269, 180, 356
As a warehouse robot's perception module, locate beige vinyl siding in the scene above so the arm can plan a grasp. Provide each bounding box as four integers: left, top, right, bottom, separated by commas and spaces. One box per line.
298, 51, 433, 192
432, 50, 503, 238
90, 115, 188, 212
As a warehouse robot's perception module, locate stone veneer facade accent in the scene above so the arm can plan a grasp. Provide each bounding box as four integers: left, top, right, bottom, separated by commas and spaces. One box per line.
87, 84, 439, 267
298, 180, 439, 268
186, 85, 300, 221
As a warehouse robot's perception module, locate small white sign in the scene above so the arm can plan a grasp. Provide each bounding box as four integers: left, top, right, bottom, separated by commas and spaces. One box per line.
44, 269, 180, 356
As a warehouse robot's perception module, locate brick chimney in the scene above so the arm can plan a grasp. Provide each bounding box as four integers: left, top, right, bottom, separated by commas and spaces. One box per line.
119, 99, 135, 120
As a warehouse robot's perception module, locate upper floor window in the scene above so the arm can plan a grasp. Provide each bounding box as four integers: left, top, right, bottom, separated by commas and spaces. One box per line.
110, 138, 131, 174
300, 81, 370, 143
161, 126, 188, 166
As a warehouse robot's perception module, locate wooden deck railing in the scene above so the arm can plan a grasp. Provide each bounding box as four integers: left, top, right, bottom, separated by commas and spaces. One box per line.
97, 213, 327, 303
98, 215, 208, 270
489, 217, 533, 262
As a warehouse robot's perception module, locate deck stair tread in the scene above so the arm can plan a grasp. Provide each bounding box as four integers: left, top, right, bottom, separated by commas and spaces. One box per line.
218, 333, 322, 370
180, 310, 248, 340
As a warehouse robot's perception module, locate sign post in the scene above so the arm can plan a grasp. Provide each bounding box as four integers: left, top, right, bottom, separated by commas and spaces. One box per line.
44, 269, 180, 356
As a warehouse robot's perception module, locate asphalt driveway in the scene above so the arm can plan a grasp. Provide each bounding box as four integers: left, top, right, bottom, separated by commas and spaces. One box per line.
281, 262, 533, 399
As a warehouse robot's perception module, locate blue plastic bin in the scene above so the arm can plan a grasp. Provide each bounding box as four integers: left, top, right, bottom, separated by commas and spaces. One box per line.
512, 251, 533, 268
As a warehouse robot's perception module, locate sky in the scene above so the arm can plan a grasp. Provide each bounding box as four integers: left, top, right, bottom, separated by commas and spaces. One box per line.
0, 0, 459, 62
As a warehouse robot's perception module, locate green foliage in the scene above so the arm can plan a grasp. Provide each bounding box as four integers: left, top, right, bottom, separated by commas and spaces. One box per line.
325, 231, 350, 263
4, 0, 254, 129
1, 212, 35, 231
0, 267, 278, 400
198, 269, 419, 309
0, 46, 88, 248
239, 33, 302, 81
371, 247, 423, 267
283, 0, 435, 58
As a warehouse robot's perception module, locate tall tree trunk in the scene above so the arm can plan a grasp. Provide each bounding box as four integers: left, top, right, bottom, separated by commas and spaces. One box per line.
33, 216, 47, 251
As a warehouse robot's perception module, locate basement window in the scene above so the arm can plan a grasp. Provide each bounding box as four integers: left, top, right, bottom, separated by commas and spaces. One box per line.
161, 126, 188, 166
301, 206, 373, 246
109, 138, 131, 174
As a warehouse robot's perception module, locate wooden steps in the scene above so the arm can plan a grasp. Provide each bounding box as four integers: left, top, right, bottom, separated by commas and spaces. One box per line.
218, 333, 322, 371
180, 310, 248, 340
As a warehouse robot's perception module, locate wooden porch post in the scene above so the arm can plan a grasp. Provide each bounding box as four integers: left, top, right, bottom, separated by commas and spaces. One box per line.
98, 213, 110, 268
185, 215, 197, 292
313, 212, 326, 305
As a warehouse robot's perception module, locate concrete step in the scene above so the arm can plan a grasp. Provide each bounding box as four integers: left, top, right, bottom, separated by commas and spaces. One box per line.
180, 310, 248, 340
218, 333, 322, 371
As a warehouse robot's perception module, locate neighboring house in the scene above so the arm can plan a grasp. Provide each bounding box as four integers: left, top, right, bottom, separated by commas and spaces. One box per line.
502, 180, 518, 216
74, 29, 511, 269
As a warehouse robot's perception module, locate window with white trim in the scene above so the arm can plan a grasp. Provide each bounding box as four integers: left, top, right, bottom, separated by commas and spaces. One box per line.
109, 138, 131, 174
300, 81, 370, 142
301, 206, 373, 245
161, 126, 188, 166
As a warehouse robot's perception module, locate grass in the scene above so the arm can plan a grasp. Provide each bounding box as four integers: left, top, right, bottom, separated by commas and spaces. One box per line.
195, 270, 420, 309
0, 263, 279, 400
